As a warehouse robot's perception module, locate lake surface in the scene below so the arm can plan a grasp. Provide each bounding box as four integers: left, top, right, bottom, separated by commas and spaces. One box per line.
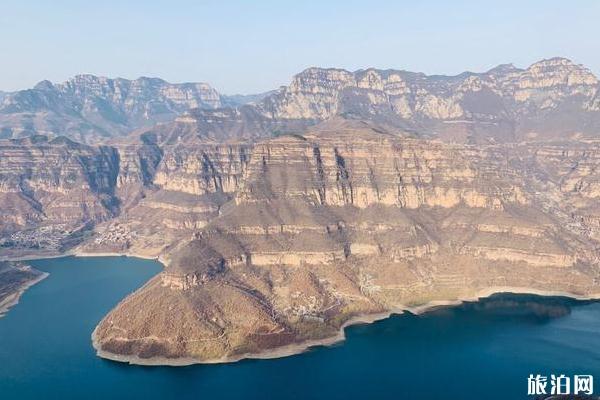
0, 256, 599, 399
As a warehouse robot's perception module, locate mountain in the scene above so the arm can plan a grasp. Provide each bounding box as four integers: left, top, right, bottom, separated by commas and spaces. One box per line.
1, 121, 600, 363
2, 58, 599, 145
0, 75, 224, 143
2, 58, 600, 363
154, 57, 600, 144
221, 90, 278, 107
90, 123, 600, 363
259, 57, 600, 143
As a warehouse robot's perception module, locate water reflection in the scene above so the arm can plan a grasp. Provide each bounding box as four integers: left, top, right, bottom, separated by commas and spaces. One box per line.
462, 294, 588, 320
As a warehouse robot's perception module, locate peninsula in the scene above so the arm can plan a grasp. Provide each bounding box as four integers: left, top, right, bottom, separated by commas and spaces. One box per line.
0, 262, 48, 318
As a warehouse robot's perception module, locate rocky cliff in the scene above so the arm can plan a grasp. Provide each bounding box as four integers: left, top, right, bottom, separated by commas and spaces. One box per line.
0, 135, 124, 256
151, 57, 600, 144
257, 57, 600, 143
2, 122, 600, 363
0, 75, 243, 143
3, 58, 599, 145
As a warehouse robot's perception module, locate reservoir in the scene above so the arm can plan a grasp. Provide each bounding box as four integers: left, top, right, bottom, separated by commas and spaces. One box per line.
0, 256, 598, 399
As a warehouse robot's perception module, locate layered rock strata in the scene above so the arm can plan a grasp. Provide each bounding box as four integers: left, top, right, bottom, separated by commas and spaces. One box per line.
90, 126, 600, 363
148, 57, 600, 144
2, 57, 600, 363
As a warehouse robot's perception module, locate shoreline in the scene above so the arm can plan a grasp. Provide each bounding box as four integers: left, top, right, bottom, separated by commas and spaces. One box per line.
91, 285, 600, 367
0, 270, 49, 318
4, 251, 598, 366
0, 250, 166, 265
91, 309, 396, 367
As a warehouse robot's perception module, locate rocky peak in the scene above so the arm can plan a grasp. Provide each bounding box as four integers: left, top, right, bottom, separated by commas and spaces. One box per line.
289, 67, 355, 93
69, 74, 111, 84
54, 75, 222, 106
132, 76, 168, 86
485, 63, 523, 78
32, 80, 55, 91
252, 57, 600, 142
519, 57, 598, 88
529, 56, 580, 69
356, 69, 385, 91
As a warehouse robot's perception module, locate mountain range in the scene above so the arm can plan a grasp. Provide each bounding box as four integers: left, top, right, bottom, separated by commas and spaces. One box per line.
2, 57, 600, 365
0, 75, 269, 143
1, 57, 600, 144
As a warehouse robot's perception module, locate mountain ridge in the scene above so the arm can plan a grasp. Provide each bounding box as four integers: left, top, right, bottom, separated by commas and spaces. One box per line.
2, 57, 600, 144
141, 56, 600, 144
253, 57, 599, 142
0, 75, 252, 143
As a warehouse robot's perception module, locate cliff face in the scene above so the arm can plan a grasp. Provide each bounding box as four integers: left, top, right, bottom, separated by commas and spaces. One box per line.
136, 58, 600, 145
88, 124, 600, 363
256, 58, 600, 143
0, 136, 123, 254
3, 58, 599, 145
2, 124, 600, 361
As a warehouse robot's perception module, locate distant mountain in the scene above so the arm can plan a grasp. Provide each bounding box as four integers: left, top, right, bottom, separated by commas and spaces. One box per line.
221, 90, 277, 107
157, 57, 600, 144
256, 57, 600, 143
0, 75, 224, 143
2, 58, 599, 144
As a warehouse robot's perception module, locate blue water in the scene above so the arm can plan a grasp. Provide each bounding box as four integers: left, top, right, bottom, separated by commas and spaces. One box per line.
0, 256, 599, 400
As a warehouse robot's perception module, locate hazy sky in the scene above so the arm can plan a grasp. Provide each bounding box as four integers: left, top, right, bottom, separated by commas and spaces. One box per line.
1, 0, 599, 94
